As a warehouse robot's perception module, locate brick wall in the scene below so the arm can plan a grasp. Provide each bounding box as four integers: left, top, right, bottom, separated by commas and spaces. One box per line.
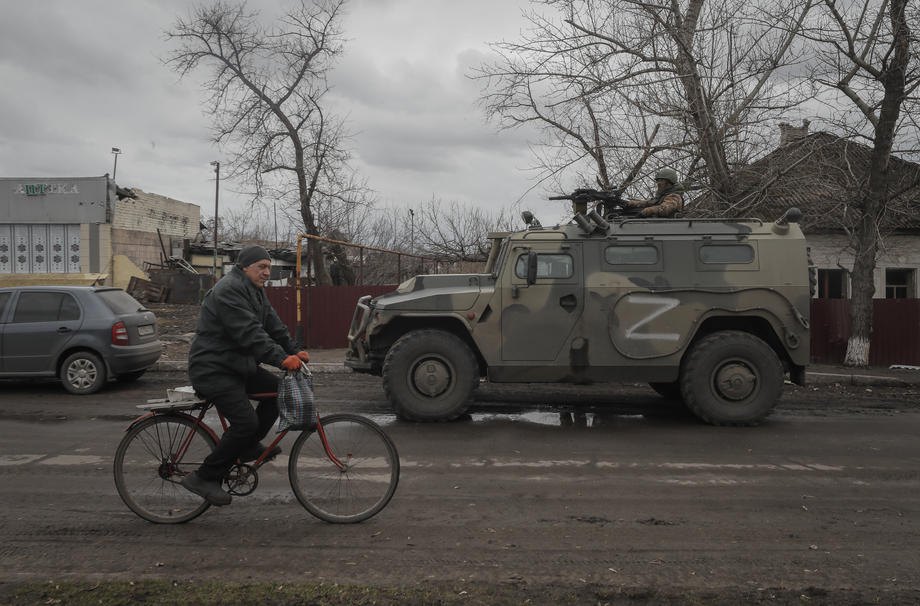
112, 189, 200, 237
110, 189, 202, 284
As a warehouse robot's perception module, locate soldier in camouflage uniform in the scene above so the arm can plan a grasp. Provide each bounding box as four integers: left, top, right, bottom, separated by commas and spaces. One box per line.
625, 168, 684, 218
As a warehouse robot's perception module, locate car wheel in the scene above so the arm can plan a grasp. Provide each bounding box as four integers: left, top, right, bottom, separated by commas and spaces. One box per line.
383, 329, 479, 421
115, 370, 147, 383
61, 351, 107, 395
680, 331, 783, 426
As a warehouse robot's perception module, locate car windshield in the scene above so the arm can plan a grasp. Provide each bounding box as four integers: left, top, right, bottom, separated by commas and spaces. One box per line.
95, 289, 146, 314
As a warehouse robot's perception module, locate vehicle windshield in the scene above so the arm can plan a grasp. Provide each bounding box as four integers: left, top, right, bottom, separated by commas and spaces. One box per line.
485, 237, 509, 275
95, 289, 146, 314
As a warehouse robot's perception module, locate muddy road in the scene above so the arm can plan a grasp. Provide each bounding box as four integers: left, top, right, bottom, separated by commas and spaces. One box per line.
1, 372, 919, 604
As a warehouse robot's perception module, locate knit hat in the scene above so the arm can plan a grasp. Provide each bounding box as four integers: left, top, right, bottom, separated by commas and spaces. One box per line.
236, 244, 271, 268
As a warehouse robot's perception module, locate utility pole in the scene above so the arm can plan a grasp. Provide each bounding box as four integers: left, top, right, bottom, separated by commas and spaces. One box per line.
111, 147, 121, 179
210, 161, 220, 276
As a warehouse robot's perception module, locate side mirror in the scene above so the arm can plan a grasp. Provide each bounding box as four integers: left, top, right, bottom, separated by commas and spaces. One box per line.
526, 251, 538, 285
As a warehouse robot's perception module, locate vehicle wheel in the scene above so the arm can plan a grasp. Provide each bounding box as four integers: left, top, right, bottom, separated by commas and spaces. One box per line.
115, 370, 147, 383
680, 331, 783, 426
114, 415, 217, 524
649, 381, 682, 400
382, 329, 479, 421
60, 351, 107, 395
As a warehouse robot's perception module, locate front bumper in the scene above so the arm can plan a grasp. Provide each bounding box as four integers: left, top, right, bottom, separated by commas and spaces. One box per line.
345, 295, 373, 371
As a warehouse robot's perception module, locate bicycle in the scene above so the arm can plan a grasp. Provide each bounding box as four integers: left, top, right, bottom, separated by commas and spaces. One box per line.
113, 366, 399, 525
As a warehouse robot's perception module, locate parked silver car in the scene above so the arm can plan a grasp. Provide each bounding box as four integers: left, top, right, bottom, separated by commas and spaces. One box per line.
0, 286, 161, 394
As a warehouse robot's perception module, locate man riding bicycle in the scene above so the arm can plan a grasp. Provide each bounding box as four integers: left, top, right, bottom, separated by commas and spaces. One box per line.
181, 244, 309, 506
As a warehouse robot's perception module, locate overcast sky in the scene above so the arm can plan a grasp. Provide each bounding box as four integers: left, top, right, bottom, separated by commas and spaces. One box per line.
0, 0, 574, 227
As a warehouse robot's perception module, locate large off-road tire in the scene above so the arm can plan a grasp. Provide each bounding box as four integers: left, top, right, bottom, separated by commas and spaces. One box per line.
679, 331, 783, 426
383, 329, 479, 421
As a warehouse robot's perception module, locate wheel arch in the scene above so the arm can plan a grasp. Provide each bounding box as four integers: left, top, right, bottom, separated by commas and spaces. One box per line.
372, 316, 486, 376
55, 346, 107, 378
688, 314, 792, 370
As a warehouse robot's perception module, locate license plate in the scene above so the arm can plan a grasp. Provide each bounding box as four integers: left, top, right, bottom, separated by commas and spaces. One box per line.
138, 324, 155, 336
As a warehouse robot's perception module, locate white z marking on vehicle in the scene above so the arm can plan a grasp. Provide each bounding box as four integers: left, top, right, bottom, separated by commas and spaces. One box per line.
624, 295, 680, 341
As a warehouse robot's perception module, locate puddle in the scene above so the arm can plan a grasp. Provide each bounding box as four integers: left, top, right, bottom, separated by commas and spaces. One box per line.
470, 411, 646, 428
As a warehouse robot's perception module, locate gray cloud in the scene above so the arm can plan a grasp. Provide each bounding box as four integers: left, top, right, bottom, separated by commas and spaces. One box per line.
1, 0, 558, 223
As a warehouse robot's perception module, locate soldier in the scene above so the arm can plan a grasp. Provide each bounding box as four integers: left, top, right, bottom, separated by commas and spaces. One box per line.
624, 168, 684, 218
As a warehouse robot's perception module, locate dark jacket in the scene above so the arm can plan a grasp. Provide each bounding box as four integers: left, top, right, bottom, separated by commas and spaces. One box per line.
188, 266, 296, 393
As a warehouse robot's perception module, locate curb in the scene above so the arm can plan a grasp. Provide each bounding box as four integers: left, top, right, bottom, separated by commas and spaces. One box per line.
153, 361, 349, 374
153, 360, 916, 385
805, 371, 916, 387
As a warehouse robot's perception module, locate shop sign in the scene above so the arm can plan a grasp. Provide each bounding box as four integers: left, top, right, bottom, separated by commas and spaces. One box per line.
15, 183, 81, 196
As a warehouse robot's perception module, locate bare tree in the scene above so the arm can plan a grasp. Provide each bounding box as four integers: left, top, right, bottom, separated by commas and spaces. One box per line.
803, 0, 919, 366
412, 198, 517, 263
478, 0, 814, 202
165, 0, 367, 284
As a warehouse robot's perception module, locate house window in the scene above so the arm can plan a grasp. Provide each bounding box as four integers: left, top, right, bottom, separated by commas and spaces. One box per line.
817, 269, 846, 299
885, 268, 915, 299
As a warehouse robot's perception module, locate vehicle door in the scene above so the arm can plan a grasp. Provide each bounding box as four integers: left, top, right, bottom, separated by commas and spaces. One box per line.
1, 291, 83, 373
0, 291, 11, 370
500, 241, 583, 361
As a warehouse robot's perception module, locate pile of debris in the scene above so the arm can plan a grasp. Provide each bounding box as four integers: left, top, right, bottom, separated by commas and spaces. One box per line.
128, 256, 214, 305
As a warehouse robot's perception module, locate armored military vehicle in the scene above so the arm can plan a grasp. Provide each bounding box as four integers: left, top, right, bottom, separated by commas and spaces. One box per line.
345, 193, 810, 425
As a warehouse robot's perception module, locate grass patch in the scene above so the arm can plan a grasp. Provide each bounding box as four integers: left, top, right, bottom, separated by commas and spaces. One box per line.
0, 579, 914, 605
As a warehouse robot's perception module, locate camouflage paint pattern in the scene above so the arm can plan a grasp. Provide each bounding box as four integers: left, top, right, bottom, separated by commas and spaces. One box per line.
345, 212, 810, 385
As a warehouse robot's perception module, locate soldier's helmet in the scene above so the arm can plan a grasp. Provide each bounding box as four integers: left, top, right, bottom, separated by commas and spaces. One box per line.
655, 168, 679, 185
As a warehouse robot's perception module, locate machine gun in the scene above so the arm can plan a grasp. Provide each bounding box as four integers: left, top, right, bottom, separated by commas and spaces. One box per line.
549, 188, 641, 219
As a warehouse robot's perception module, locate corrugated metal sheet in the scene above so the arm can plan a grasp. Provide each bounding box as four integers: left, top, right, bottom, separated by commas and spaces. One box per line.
810, 299, 920, 366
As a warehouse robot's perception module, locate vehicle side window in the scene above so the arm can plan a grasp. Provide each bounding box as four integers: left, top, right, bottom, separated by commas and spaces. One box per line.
514, 253, 573, 279
605, 245, 659, 265
699, 244, 754, 264
59, 294, 81, 321
0, 292, 10, 321
12, 292, 81, 323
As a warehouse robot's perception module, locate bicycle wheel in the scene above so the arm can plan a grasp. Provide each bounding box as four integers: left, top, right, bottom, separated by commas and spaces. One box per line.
114, 414, 217, 524
288, 413, 399, 523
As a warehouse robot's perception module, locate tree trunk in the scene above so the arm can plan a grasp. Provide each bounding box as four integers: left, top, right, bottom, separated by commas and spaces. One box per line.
843, 0, 909, 367
673, 0, 735, 200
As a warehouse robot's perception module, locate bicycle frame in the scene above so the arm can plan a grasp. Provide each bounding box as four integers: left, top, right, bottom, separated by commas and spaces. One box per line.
126, 399, 348, 472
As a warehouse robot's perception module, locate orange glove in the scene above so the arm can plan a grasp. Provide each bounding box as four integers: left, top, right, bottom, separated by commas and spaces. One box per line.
281, 355, 301, 371
296, 350, 310, 363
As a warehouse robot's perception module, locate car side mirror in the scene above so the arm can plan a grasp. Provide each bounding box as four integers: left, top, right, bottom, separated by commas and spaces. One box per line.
526, 251, 538, 285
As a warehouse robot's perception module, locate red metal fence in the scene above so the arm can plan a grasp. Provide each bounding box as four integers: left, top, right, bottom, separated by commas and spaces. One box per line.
265, 285, 396, 350
810, 298, 920, 366
268, 285, 920, 366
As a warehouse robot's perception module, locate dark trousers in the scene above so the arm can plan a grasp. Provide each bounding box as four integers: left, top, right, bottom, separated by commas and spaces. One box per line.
197, 367, 279, 481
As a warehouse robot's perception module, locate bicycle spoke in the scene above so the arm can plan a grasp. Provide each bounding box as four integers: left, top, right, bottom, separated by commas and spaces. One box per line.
114, 416, 216, 524
289, 414, 399, 523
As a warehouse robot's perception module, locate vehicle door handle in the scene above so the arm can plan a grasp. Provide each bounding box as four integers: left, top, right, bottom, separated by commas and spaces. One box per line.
57, 327, 72, 333
559, 294, 577, 312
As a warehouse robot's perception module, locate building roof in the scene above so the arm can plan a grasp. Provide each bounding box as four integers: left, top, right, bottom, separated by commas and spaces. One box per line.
686, 130, 920, 234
